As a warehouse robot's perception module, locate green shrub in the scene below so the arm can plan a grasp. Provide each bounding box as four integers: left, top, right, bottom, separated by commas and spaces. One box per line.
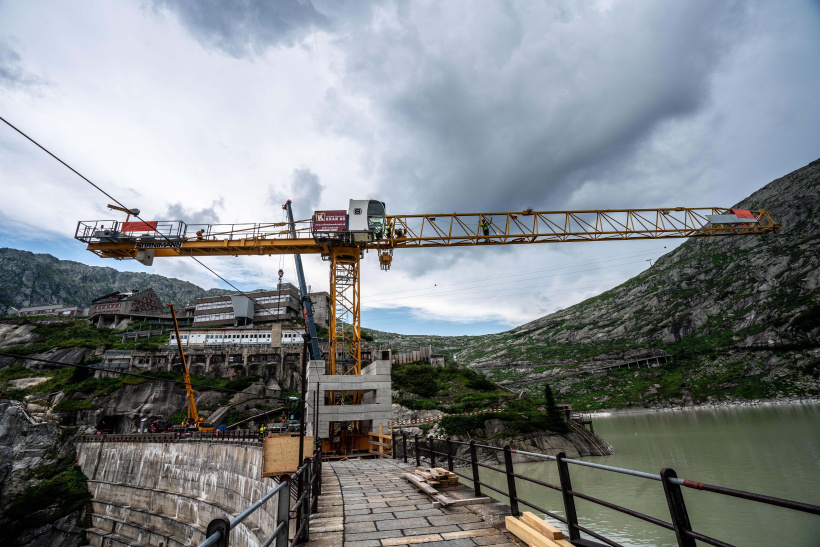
439, 414, 494, 436
2, 452, 91, 543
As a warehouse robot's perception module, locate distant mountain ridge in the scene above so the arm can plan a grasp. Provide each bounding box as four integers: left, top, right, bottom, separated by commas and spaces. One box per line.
0, 248, 232, 315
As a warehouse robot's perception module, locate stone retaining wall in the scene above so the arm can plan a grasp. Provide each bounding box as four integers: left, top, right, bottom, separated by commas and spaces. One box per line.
76, 441, 282, 547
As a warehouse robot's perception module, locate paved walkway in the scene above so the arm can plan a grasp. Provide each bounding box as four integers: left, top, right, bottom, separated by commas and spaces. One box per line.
306, 458, 518, 547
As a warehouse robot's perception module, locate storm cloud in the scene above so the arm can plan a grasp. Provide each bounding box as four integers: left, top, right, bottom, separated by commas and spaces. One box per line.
148, 0, 334, 56
0, 40, 47, 90
268, 167, 325, 221
161, 198, 224, 225
152, 1, 755, 215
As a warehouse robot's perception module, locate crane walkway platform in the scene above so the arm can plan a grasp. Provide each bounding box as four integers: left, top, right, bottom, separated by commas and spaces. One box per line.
306, 458, 518, 547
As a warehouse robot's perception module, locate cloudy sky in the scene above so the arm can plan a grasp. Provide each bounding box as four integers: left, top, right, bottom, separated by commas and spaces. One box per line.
1, 0, 818, 335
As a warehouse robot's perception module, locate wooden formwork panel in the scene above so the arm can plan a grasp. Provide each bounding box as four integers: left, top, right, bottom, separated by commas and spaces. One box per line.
262, 433, 315, 477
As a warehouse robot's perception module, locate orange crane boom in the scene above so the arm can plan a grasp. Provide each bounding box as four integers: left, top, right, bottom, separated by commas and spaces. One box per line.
168, 302, 213, 431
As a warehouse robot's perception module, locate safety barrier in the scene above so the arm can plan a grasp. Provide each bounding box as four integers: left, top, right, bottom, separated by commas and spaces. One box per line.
79, 429, 263, 445
393, 433, 820, 547
198, 445, 322, 547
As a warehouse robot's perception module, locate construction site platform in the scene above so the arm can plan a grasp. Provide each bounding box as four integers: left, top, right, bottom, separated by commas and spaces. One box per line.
306, 458, 519, 547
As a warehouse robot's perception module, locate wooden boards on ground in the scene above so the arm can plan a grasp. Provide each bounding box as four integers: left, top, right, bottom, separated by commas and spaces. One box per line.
402, 472, 490, 507
413, 467, 459, 488
505, 513, 573, 547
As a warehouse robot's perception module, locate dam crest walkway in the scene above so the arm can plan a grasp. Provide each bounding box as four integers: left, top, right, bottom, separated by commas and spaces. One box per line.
307, 458, 517, 547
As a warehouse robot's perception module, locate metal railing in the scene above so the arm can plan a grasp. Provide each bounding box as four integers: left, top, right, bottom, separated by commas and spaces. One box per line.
80, 430, 267, 444
392, 433, 820, 547
198, 446, 322, 547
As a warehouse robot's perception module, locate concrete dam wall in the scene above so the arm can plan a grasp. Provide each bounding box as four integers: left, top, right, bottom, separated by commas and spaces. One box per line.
76, 440, 281, 547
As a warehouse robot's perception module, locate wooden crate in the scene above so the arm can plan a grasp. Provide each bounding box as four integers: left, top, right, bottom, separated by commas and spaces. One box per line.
262, 433, 315, 477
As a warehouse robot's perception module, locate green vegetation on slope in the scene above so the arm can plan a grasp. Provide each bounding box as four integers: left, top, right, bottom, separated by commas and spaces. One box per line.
3, 318, 171, 354
553, 349, 819, 411
391, 361, 569, 438
0, 449, 91, 545
0, 362, 262, 403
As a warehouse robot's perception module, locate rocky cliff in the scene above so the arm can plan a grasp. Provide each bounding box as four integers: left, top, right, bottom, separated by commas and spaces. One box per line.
0, 248, 231, 316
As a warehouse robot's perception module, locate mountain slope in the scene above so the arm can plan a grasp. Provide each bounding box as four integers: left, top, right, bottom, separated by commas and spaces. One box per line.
0, 248, 230, 315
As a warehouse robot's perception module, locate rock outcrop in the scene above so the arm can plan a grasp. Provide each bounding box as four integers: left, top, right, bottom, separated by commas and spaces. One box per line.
0, 247, 232, 316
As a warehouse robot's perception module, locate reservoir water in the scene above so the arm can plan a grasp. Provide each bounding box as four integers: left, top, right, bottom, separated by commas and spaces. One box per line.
466, 402, 820, 546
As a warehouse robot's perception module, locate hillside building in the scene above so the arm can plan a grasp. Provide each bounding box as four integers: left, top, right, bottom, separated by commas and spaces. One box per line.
89, 289, 167, 328
192, 285, 301, 327
14, 304, 87, 317
90, 289, 165, 316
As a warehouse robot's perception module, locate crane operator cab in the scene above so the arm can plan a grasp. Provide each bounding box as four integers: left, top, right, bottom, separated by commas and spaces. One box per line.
312, 199, 386, 244
349, 200, 386, 242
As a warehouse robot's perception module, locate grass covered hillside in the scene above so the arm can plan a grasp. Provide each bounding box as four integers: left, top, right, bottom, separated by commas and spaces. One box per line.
391, 360, 570, 438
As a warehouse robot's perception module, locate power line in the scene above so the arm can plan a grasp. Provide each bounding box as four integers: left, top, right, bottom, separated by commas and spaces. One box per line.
0, 115, 280, 318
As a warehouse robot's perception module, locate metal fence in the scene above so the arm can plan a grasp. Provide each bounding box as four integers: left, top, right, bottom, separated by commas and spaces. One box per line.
393, 433, 820, 547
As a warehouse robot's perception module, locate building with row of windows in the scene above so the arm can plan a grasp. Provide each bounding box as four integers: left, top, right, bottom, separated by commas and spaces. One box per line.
192, 285, 331, 328
90, 289, 166, 316
13, 304, 87, 317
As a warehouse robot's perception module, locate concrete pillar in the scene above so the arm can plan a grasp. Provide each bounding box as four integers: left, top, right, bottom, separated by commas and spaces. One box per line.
205, 354, 212, 374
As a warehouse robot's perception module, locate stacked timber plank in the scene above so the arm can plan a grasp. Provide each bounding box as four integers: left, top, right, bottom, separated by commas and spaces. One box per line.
413, 467, 459, 488
402, 470, 489, 508
505, 512, 573, 547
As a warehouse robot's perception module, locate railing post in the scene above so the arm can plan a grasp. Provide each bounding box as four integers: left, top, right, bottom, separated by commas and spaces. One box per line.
661, 468, 696, 547
446, 438, 454, 472
428, 436, 435, 468
503, 445, 520, 516
275, 475, 291, 547
414, 435, 421, 467
556, 452, 580, 541
311, 453, 319, 513
469, 440, 481, 497
314, 448, 322, 498
402, 434, 408, 463
295, 466, 303, 545
301, 458, 312, 542
392, 432, 397, 459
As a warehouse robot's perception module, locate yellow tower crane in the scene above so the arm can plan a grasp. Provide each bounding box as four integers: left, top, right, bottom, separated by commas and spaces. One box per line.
76, 203, 778, 437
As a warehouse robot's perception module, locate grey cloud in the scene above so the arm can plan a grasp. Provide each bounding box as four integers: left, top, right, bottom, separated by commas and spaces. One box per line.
323, 1, 754, 214
268, 167, 325, 221
147, 0, 337, 56
0, 40, 48, 90
161, 198, 224, 225
154, 0, 782, 252
148, 0, 753, 215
